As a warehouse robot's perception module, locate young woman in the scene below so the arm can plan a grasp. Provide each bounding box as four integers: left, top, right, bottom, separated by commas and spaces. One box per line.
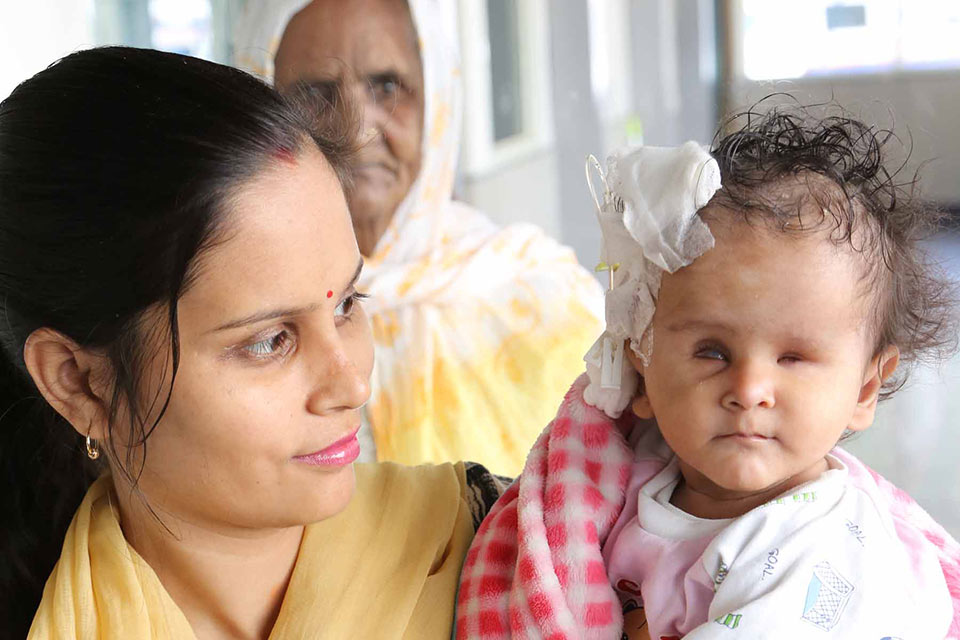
0, 47, 501, 639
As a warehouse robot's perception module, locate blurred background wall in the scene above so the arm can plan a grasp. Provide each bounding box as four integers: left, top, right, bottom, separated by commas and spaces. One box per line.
3, 0, 959, 536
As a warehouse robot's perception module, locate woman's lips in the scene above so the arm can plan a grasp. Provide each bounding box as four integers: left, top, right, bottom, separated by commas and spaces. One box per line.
293, 428, 361, 467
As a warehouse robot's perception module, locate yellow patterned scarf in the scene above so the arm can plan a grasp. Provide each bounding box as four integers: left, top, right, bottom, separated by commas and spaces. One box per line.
30, 463, 474, 639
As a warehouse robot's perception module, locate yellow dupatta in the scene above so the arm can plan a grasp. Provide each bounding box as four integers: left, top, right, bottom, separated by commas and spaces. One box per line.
29, 462, 474, 639
235, 0, 604, 476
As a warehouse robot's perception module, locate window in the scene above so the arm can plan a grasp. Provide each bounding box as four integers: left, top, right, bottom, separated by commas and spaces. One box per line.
148, 0, 213, 60
487, 0, 524, 141
458, 0, 553, 174
739, 0, 960, 80
2, 0, 242, 99
587, 0, 633, 121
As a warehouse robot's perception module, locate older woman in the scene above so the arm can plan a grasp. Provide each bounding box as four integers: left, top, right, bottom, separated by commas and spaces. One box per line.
235, 0, 605, 475
3, 47, 504, 639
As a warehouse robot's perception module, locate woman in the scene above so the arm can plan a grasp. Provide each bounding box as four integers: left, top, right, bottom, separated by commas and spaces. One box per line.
0, 47, 501, 639
235, 0, 605, 475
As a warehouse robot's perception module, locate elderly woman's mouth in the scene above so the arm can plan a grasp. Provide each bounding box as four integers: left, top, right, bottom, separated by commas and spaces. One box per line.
356, 162, 398, 178
354, 163, 399, 190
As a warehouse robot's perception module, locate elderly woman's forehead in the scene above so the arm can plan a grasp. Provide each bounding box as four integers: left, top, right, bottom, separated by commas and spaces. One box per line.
277, 0, 418, 65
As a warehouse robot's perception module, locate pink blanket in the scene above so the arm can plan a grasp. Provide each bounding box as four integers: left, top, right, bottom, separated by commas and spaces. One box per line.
456, 375, 960, 639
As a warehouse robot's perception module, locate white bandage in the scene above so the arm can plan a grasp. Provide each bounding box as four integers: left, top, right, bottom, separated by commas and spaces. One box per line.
583, 141, 721, 418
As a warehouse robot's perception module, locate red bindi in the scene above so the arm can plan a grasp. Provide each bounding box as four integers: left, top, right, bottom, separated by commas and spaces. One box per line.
327, 290, 333, 298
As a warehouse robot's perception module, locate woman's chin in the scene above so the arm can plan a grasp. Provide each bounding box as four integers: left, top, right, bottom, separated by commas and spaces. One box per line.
295, 463, 358, 525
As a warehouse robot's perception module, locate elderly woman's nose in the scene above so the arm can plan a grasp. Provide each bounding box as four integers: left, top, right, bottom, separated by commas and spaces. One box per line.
343, 80, 385, 114
344, 83, 387, 142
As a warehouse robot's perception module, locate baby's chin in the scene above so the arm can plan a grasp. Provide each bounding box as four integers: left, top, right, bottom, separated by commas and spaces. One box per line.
699, 457, 823, 504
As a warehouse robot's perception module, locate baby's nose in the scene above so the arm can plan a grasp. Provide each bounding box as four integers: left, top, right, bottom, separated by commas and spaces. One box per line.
721, 361, 776, 410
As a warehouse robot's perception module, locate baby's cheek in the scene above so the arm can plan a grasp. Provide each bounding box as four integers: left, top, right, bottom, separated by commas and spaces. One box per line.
809, 368, 863, 413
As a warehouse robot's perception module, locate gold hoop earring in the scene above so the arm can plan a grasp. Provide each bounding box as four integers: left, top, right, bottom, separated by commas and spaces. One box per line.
85, 431, 100, 460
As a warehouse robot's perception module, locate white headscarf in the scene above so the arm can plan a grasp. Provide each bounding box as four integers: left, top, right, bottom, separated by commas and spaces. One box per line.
235, 0, 462, 270
234, 0, 604, 475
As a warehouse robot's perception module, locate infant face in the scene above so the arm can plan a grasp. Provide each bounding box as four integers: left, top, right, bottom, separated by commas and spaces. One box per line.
631, 215, 889, 501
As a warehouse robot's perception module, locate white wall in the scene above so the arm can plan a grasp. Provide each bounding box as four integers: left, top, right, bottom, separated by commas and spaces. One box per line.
730, 71, 960, 206
459, 149, 561, 238
845, 236, 960, 538
458, 0, 721, 272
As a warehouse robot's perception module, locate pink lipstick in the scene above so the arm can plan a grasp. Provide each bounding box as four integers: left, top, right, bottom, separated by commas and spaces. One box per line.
293, 428, 361, 467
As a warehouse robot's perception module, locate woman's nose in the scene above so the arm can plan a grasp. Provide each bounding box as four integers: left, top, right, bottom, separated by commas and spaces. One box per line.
721, 360, 776, 411
305, 338, 371, 415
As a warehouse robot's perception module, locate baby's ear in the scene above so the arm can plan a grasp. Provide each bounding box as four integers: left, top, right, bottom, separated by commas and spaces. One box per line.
630, 383, 654, 420
849, 345, 900, 432
625, 342, 655, 420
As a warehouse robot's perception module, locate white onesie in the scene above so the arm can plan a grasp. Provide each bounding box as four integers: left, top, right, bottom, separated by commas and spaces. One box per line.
602, 428, 952, 639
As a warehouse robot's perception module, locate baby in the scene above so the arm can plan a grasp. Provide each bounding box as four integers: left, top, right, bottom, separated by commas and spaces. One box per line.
599, 109, 956, 639
456, 106, 959, 640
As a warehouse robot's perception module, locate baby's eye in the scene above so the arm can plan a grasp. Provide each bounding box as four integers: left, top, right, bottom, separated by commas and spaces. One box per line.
243, 330, 293, 359
695, 346, 727, 362
778, 353, 803, 364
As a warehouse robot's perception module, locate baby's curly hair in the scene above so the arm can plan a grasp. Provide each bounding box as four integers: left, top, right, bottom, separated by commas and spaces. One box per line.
707, 97, 957, 398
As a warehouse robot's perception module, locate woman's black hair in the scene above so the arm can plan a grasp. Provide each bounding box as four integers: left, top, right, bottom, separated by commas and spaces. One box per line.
0, 46, 356, 636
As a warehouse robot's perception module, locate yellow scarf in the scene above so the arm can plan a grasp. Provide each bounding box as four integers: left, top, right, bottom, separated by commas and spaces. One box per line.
29, 462, 474, 639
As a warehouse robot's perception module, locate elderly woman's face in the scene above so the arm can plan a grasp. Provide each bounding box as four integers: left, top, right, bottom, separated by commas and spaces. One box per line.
274, 0, 424, 257
112, 147, 374, 531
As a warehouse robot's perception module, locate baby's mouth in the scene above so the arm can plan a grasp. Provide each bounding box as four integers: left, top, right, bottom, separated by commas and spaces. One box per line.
718, 430, 773, 442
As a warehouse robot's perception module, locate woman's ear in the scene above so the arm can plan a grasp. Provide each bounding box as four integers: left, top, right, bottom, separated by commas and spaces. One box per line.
23, 328, 112, 439
625, 341, 654, 420
848, 344, 899, 432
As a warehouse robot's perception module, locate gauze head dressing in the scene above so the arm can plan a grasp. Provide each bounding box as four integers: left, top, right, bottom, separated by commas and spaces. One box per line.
583, 141, 722, 418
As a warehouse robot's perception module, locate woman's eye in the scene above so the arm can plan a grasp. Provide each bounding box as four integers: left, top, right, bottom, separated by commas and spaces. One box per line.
299, 80, 337, 104
243, 330, 292, 359
369, 75, 402, 106
335, 292, 369, 319
376, 77, 399, 95
378, 79, 398, 94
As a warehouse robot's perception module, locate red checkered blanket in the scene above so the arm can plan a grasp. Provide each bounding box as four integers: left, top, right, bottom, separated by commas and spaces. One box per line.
455, 375, 960, 639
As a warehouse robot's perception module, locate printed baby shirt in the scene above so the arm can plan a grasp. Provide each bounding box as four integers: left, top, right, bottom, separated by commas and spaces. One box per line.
602, 430, 952, 639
